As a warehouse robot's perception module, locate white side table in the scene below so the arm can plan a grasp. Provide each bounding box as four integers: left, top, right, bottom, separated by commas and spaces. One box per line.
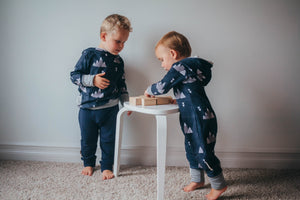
114, 102, 179, 200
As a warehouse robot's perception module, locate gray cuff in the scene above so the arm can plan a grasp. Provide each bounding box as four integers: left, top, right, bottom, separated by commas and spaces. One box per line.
190, 168, 205, 183
208, 172, 227, 190
82, 75, 95, 87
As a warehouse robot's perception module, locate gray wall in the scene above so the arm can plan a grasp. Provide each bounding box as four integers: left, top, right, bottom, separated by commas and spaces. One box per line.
0, 0, 299, 167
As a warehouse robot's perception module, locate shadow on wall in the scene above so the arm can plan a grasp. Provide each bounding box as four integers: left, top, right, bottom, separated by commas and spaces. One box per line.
125, 63, 161, 97
120, 64, 157, 147
251, 84, 300, 147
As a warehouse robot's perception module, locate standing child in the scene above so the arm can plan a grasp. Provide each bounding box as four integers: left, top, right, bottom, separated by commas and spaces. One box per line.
145, 31, 227, 200
70, 14, 132, 180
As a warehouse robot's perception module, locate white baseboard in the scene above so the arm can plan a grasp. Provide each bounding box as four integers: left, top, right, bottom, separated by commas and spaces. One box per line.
0, 144, 299, 169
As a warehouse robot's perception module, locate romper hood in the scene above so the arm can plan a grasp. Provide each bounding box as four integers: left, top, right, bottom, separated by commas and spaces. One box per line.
180, 57, 213, 86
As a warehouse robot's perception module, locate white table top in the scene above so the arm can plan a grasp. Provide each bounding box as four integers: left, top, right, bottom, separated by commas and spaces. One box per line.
124, 102, 179, 115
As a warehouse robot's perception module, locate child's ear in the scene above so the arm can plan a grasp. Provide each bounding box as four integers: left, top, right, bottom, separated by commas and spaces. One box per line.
100, 32, 107, 41
170, 49, 178, 59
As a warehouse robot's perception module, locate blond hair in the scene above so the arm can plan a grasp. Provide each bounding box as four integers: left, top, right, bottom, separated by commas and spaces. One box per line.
100, 14, 132, 34
156, 31, 191, 58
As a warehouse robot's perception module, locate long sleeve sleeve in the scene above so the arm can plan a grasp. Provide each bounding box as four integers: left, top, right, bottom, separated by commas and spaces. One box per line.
118, 73, 129, 106
70, 50, 92, 88
146, 65, 186, 96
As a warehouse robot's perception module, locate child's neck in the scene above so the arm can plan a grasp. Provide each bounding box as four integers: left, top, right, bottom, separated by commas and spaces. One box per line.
176, 56, 188, 62
98, 43, 105, 50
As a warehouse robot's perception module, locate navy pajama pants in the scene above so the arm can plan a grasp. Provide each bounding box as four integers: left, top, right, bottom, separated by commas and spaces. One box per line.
78, 105, 119, 172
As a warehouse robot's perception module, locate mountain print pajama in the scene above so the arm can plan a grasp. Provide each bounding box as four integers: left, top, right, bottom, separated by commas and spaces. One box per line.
70, 47, 129, 172
146, 57, 226, 188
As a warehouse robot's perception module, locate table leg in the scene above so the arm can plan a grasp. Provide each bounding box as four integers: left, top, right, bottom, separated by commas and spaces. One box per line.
113, 107, 128, 177
155, 115, 167, 200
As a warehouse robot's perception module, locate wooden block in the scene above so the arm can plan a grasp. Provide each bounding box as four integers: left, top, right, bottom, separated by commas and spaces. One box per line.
156, 96, 173, 105
130, 95, 173, 106
141, 97, 157, 106
129, 96, 142, 106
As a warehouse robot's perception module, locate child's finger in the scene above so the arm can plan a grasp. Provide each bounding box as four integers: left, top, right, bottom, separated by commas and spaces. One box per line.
144, 91, 151, 97
102, 79, 110, 84
101, 79, 110, 85
100, 82, 110, 89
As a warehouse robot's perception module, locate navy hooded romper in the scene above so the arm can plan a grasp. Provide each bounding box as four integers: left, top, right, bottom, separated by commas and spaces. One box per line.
146, 57, 222, 178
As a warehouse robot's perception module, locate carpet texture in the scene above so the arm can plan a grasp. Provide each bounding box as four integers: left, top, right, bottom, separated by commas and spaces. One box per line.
0, 160, 299, 200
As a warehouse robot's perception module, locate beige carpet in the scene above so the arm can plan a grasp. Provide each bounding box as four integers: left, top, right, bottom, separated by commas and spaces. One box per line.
0, 160, 299, 200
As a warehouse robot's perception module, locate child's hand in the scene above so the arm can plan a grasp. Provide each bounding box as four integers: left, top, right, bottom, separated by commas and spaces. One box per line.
144, 91, 150, 97
144, 90, 155, 98
93, 73, 110, 89
171, 99, 177, 104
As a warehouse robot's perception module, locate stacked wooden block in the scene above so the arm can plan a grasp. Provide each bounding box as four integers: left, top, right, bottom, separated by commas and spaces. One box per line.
129, 95, 173, 106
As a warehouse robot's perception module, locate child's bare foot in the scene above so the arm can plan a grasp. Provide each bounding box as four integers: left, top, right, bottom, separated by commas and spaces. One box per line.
81, 166, 94, 176
183, 182, 204, 192
205, 186, 227, 200
102, 170, 114, 180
